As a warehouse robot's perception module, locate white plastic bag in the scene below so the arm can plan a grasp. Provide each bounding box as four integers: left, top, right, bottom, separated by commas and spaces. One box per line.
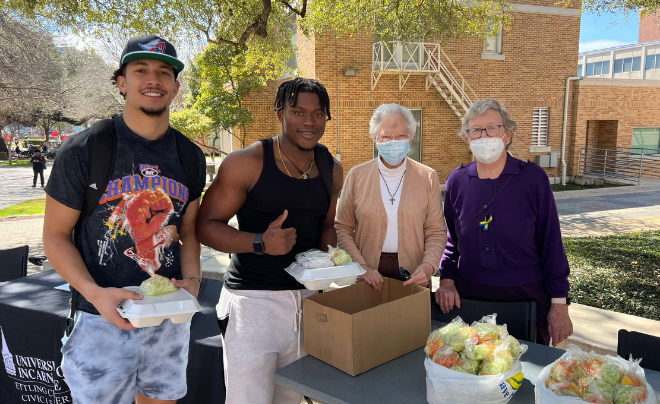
295, 249, 334, 269
425, 355, 524, 404
534, 344, 657, 404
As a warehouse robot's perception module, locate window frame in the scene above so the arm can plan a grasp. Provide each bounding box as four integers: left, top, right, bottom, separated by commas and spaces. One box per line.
645, 54, 656, 71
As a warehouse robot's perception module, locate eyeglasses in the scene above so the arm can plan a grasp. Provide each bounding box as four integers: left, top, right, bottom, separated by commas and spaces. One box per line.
466, 125, 504, 139
378, 133, 410, 142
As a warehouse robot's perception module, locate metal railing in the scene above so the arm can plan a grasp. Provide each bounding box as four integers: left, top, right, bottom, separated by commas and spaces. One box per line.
371, 41, 478, 113
578, 147, 660, 185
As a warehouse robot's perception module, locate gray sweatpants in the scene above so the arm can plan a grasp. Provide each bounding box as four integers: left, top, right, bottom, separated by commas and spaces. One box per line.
217, 288, 317, 404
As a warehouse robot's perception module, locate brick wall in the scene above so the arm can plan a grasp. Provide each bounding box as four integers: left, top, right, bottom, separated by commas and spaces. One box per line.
567, 81, 660, 176
639, 12, 660, 43
239, 6, 581, 183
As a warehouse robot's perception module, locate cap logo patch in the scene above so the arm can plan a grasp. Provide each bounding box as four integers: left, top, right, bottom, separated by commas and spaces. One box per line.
139, 39, 166, 54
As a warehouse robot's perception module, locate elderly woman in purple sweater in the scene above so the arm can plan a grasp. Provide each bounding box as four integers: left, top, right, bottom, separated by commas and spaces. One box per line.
435, 99, 573, 347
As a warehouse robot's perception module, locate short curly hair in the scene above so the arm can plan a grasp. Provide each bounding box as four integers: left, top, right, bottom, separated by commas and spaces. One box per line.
111, 66, 127, 99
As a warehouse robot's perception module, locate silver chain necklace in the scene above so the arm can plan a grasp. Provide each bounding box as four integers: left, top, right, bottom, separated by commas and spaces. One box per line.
379, 169, 406, 205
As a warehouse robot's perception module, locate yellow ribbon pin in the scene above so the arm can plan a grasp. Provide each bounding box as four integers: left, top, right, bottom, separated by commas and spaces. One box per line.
480, 215, 493, 231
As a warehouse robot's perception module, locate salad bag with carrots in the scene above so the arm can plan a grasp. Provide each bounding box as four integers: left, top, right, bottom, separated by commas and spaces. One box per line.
535, 344, 656, 404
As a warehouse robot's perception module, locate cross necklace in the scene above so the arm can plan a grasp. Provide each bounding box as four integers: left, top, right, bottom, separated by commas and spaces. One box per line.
379, 169, 406, 205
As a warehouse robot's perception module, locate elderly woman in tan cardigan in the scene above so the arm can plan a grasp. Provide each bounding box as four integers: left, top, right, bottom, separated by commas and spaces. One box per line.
335, 104, 448, 290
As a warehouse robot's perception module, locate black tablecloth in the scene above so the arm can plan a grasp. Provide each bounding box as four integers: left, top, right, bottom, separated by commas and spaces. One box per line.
0, 270, 226, 404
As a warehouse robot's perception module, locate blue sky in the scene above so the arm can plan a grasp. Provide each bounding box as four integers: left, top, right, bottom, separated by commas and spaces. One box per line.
580, 11, 640, 52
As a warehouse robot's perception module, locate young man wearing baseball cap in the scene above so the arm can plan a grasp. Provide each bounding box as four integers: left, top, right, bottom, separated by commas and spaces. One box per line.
43, 35, 206, 404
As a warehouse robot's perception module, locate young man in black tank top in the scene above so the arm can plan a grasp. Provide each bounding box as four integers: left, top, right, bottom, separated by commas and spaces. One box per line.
197, 78, 343, 404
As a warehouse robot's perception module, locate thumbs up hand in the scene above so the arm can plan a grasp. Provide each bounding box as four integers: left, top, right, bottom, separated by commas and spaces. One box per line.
262, 210, 297, 255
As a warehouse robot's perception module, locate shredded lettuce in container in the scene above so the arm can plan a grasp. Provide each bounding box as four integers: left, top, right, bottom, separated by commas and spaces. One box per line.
140, 274, 177, 296
328, 245, 352, 266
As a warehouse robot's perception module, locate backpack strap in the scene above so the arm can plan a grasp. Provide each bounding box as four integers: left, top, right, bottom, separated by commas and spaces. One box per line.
83, 118, 116, 218
68, 118, 115, 334
314, 143, 334, 201
172, 129, 202, 216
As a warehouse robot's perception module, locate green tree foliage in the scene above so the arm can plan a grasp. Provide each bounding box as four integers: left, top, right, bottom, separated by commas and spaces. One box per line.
4, 0, 511, 70
169, 108, 217, 152
188, 44, 266, 150
4, 0, 517, 151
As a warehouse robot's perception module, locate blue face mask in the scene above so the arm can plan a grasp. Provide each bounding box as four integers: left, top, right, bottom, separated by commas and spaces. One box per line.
377, 139, 410, 165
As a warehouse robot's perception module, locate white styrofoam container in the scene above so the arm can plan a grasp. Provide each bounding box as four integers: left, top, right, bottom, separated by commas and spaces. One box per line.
116, 286, 202, 328
284, 262, 366, 290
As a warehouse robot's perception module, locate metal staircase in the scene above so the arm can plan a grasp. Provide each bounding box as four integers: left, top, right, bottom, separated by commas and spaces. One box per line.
372, 41, 478, 117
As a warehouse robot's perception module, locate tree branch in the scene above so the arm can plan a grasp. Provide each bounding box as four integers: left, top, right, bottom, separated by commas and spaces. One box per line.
189, 137, 228, 156
237, 0, 273, 50
280, 0, 307, 17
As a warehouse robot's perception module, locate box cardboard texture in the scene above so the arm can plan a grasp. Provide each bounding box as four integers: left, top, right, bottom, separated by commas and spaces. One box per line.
303, 278, 431, 376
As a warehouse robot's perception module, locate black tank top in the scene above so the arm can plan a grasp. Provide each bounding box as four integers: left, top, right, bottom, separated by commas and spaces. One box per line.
224, 137, 332, 290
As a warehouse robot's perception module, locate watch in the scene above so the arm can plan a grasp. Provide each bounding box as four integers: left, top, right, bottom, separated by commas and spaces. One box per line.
253, 233, 265, 255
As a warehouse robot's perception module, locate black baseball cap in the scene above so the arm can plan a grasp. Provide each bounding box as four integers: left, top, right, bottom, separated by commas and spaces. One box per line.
120, 35, 184, 76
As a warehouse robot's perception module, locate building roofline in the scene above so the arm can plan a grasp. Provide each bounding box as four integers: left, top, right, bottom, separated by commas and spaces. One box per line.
579, 39, 660, 56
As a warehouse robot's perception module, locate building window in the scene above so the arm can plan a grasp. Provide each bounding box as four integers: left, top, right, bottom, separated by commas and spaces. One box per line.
484, 26, 502, 54
645, 54, 658, 70
614, 56, 642, 73
282, 16, 298, 78
632, 127, 660, 153
577, 64, 582, 76
532, 107, 549, 147
614, 59, 623, 73
373, 109, 422, 162
585, 61, 610, 77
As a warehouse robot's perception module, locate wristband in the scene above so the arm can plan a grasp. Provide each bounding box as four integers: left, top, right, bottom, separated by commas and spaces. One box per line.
551, 297, 567, 305
188, 277, 201, 284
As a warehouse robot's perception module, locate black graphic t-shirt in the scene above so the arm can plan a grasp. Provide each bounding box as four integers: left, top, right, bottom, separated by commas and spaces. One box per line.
45, 116, 206, 315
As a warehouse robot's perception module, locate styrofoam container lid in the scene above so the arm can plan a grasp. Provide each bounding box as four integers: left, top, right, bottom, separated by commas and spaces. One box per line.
117, 286, 202, 319
285, 262, 365, 281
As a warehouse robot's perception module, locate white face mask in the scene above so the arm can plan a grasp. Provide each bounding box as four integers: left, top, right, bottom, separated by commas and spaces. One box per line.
470, 133, 507, 164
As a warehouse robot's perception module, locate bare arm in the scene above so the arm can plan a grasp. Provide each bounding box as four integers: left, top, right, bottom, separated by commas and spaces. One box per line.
197, 145, 296, 255
43, 195, 142, 330
319, 159, 343, 251
172, 198, 202, 297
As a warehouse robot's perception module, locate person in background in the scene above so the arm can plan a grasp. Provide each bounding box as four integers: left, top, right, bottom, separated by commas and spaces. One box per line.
30, 149, 46, 188
335, 103, 447, 290
435, 99, 573, 347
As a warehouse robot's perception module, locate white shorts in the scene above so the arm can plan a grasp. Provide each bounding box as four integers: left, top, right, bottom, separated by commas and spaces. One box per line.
217, 288, 317, 404
61, 311, 190, 404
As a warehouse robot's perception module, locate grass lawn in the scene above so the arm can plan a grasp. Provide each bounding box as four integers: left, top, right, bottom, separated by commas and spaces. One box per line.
551, 182, 630, 192
565, 230, 660, 321
0, 198, 46, 217
1, 160, 32, 167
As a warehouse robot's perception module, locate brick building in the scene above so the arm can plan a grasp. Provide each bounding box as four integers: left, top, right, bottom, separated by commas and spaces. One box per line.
568, 20, 660, 180
237, 2, 583, 183
639, 11, 660, 43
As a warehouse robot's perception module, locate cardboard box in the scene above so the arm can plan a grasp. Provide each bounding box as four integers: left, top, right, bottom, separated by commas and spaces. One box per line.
303, 278, 431, 376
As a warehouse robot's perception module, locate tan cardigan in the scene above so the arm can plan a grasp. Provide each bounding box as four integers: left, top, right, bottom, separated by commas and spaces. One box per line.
335, 157, 448, 273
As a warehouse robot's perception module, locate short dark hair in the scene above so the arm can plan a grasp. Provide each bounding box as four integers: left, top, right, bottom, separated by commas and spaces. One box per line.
274, 78, 331, 120
111, 66, 127, 99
